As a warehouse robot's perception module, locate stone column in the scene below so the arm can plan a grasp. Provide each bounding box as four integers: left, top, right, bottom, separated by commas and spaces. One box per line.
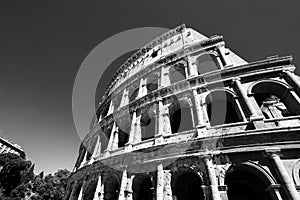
156, 99, 172, 144
204, 155, 222, 200
126, 111, 137, 150
233, 78, 262, 120
193, 89, 206, 128
125, 175, 135, 200
107, 101, 114, 116
120, 89, 129, 107
106, 122, 117, 153
112, 127, 119, 150
160, 66, 171, 88
93, 175, 103, 200
156, 163, 164, 200
89, 136, 101, 164
187, 56, 198, 77
134, 114, 142, 143
138, 78, 147, 98
68, 181, 79, 200
163, 170, 173, 200
77, 181, 85, 200
118, 168, 128, 200
218, 45, 230, 67
79, 151, 88, 168
284, 70, 300, 96
265, 148, 300, 200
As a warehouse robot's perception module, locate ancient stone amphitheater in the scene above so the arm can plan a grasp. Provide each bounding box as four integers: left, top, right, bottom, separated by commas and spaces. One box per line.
64, 24, 300, 200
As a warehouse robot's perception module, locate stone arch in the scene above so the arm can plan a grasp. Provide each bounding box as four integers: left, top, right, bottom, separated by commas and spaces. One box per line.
248, 79, 300, 118
196, 52, 222, 75
171, 166, 205, 200
169, 98, 195, 134
146, 72, 159, 94
225, 162, 277, 200
100, 123, 112, 153
132, 173, 154, 200
100, 102, 111, 120
128, 82, 140, 103
82, 177, 98, 200
140, 104, 157, 141
170, 160, 206, 189
103, 174, 120, 200
169, 62, 187, 84
72, 180, 84, 200
203, 89, 244, 126
112, 91, 123, 110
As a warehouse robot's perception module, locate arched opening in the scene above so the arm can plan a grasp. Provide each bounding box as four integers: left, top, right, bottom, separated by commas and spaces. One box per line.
206, 90, 243, 126
112, 92, 123, 110
169, 64, 186, 84
74, 144, 87, 169
146, 74, 159, 94
104, 176, 119, 200
83, 179, 98, 200
174, 172, 204, 200
225, 165, 274, 200
100, 103, 110, 120
100, 124, 111, 153
132, 174, 154, 200
116, 118, 130, 148
251, 81, 300, 118
140, 107, 156, 141
196, 53, 221, 75
72, 181, 84, 200
128, 85, 139, 103
169, 100, 194, 133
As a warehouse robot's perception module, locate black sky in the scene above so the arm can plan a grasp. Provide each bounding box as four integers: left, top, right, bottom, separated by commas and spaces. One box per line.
0, 0, 299, 174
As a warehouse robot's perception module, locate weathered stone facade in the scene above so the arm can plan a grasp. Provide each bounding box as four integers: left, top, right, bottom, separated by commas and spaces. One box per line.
65, 24, 300, 200
0, 136, 25, 158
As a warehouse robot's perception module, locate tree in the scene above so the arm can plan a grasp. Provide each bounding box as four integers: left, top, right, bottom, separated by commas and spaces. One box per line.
0, 153, 34, 198
32, 169, 71, 200
0, 153, 71, 200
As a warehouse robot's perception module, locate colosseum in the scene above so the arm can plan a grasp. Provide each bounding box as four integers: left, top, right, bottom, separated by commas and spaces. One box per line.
64, 24, 300, 200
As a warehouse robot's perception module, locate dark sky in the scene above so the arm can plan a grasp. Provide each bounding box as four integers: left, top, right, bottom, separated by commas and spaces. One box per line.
0, 0, 299, 174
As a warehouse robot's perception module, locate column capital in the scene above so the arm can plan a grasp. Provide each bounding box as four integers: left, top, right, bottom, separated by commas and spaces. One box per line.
156, 97, 163, 102
264, 148, 282, 158
232, 77, 241, 83
202, 150, 215, 161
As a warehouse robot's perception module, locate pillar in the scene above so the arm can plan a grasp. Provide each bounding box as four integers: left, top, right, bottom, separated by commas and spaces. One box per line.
93, 175, 103, 200
160, 66, 171, 88
125, 175, 134, 200
76, 181, 86, 200
265, 148, 300, 200
126, 111, 137, 150
120, 89, 129, 107
156, 99, 172, 143
233, 78, 262, 121
107, 101, 114, 116
68, 181, 79, 200
112, 127, 119, 150
204, 155, 222, 200
79, 151, 88, 168
163, 170, 173, 200
89, 136, 101, 164
118, 168, 128, 200
218, 45, 230, 67
106, 122, 117, 153
138, 78, 147, 98
156, 163, 164, 200
187, 56, 198, 77
193, 89, 206, 128
134, 114, 142, 143
284, 70, 300, 96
